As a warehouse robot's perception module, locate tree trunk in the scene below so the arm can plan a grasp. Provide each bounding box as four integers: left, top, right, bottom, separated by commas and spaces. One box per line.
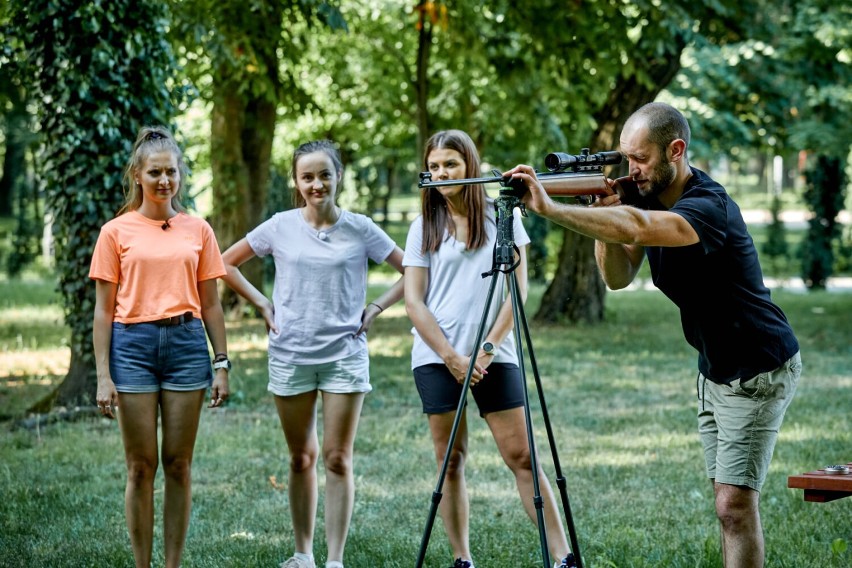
210, 92, 276, 311
0, 84, 28, 217
44, 352, 92, 411
535, 229, 606, 323
414, 6, 433, 164
209, 0, 282, 312
535, 45, 684, 323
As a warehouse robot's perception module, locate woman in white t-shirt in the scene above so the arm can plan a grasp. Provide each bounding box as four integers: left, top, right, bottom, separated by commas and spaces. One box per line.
221, 140, 404, 568
403, 130, 575, 568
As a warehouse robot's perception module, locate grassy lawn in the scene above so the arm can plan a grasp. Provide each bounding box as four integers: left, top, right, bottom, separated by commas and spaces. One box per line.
0, 277, 850, 567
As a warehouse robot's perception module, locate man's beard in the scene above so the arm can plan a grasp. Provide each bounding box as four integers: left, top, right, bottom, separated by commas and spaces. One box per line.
641, 156, 676, 198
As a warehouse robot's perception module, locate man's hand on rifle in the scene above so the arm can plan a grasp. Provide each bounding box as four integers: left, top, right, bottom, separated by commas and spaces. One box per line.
505, 164, 554, 216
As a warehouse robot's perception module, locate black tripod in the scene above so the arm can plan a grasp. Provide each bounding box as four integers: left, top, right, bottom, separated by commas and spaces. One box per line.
414, 187, 584, 568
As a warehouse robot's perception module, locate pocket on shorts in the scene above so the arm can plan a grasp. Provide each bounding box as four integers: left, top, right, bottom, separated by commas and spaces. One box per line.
181, 318, 206, 334
731, 373, 766, 398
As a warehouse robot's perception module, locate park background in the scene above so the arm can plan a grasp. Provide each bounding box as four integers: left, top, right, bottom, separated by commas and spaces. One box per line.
0, 1, 850, 566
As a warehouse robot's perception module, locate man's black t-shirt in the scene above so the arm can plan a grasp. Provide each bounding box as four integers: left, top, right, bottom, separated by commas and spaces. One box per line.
644, 167, 799, 384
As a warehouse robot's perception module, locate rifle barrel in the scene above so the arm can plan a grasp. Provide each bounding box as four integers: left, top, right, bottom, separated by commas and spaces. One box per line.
418, 171, 612, 197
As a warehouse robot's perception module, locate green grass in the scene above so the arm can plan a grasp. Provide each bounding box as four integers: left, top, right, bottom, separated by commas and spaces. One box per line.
0, 279, 850, 567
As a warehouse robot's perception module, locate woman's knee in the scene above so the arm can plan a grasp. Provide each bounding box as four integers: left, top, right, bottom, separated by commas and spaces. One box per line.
439, 448, 467, 477
126, 455, 158, 487
161, 454, 193, 484
323, 447, 353, 477
503, 446, 533, 473
290, 449, 319, 473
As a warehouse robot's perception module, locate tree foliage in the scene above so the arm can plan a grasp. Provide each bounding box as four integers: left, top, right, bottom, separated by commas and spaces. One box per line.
5, 0, 851, 408
169, 0, 346, 308
10, 0, 181, 408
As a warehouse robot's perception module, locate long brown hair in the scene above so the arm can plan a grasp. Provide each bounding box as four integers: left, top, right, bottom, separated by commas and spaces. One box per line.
420, 129, 489, 253
119, 126, 187, 215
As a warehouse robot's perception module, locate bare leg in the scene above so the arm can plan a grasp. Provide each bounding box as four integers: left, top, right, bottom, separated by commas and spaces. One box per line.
427, 410, 471, 562
274, 391, 320, 556
117, 392, 160, 568
160, 389, 206, 568
485, 407, 571, 562
320, 392, 366, 563
715, 482, 763, 568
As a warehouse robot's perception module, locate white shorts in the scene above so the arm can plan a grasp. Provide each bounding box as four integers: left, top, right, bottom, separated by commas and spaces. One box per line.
268, 350, 372, 397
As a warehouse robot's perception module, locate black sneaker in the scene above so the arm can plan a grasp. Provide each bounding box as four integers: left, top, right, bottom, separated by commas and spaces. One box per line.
451, 559, 472, 568
556, 553, 577, 568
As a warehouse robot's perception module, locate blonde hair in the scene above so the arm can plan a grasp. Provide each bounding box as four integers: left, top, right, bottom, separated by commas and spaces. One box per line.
119, 126, 187, 215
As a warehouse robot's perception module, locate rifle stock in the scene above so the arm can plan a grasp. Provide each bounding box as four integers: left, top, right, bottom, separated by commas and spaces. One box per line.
540, 173, 641, 205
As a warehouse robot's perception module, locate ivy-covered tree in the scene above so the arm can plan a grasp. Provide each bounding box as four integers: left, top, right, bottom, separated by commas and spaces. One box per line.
10, 0, 180, 409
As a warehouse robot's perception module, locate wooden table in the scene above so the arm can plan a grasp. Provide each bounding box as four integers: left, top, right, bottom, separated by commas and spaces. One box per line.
787, 463, 852, 502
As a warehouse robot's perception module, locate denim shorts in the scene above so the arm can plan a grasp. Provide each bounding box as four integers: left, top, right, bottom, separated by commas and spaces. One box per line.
697, 351, 801, 491
413, 363, 525, 417
109, 319, 213, 393
267, 350, 372, 397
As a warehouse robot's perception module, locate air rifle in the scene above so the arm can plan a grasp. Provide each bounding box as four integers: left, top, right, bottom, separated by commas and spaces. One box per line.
418, 148, 640, 205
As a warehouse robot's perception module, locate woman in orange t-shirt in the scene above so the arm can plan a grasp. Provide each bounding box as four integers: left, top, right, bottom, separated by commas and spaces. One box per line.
89, 126, 229, 568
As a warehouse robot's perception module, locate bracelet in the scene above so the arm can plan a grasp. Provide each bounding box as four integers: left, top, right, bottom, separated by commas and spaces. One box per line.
368, 302, 384, 312
213, 353, 228, 362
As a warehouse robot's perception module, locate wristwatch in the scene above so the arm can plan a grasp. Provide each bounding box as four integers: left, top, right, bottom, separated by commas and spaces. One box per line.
482, 341, 496, 355
212, 355, 231, 372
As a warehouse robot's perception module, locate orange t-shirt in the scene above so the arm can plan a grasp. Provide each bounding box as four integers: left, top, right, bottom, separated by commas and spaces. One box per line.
89, 211, 226, 324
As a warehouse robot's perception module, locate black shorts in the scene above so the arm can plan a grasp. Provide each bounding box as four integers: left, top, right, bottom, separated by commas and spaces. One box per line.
413, 363, 525, 417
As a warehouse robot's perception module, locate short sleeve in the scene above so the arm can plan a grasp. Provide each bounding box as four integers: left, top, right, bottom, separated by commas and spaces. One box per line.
197, 221, 227, 281
89, 224, 120, 283
359, 215, 397, 263
672, 190, 727, 255
402, 216, 429, 268
246, 214, 277, 257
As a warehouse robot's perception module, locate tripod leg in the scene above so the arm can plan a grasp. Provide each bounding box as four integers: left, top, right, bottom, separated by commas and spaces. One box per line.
507, 271, 553, 568
514, 288, 584, 568
415, 273, 501, 568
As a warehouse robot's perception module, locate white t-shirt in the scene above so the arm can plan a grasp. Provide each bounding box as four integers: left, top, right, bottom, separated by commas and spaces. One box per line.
247, 208, 396, 365
403, 202, 530, 369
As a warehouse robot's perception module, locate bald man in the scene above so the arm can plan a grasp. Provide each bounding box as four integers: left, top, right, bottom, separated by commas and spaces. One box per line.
507, 102, 801, 568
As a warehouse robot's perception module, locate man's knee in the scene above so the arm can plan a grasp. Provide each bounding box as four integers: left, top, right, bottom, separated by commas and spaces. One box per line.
714, 483, 758, 529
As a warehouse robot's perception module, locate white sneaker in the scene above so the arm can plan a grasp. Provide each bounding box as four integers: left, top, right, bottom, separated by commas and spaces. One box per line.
280, 556, 316, 568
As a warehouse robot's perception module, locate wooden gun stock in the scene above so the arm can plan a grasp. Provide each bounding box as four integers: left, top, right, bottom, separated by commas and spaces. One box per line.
540, 173, 641, 205
538, 172, 610, 196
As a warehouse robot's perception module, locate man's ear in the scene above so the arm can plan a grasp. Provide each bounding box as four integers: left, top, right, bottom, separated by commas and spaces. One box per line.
668, 139, 687, 163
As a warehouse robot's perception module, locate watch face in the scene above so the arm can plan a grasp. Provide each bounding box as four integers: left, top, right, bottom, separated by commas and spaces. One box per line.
483, 342, 495, 354
214, 359, 231, 371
